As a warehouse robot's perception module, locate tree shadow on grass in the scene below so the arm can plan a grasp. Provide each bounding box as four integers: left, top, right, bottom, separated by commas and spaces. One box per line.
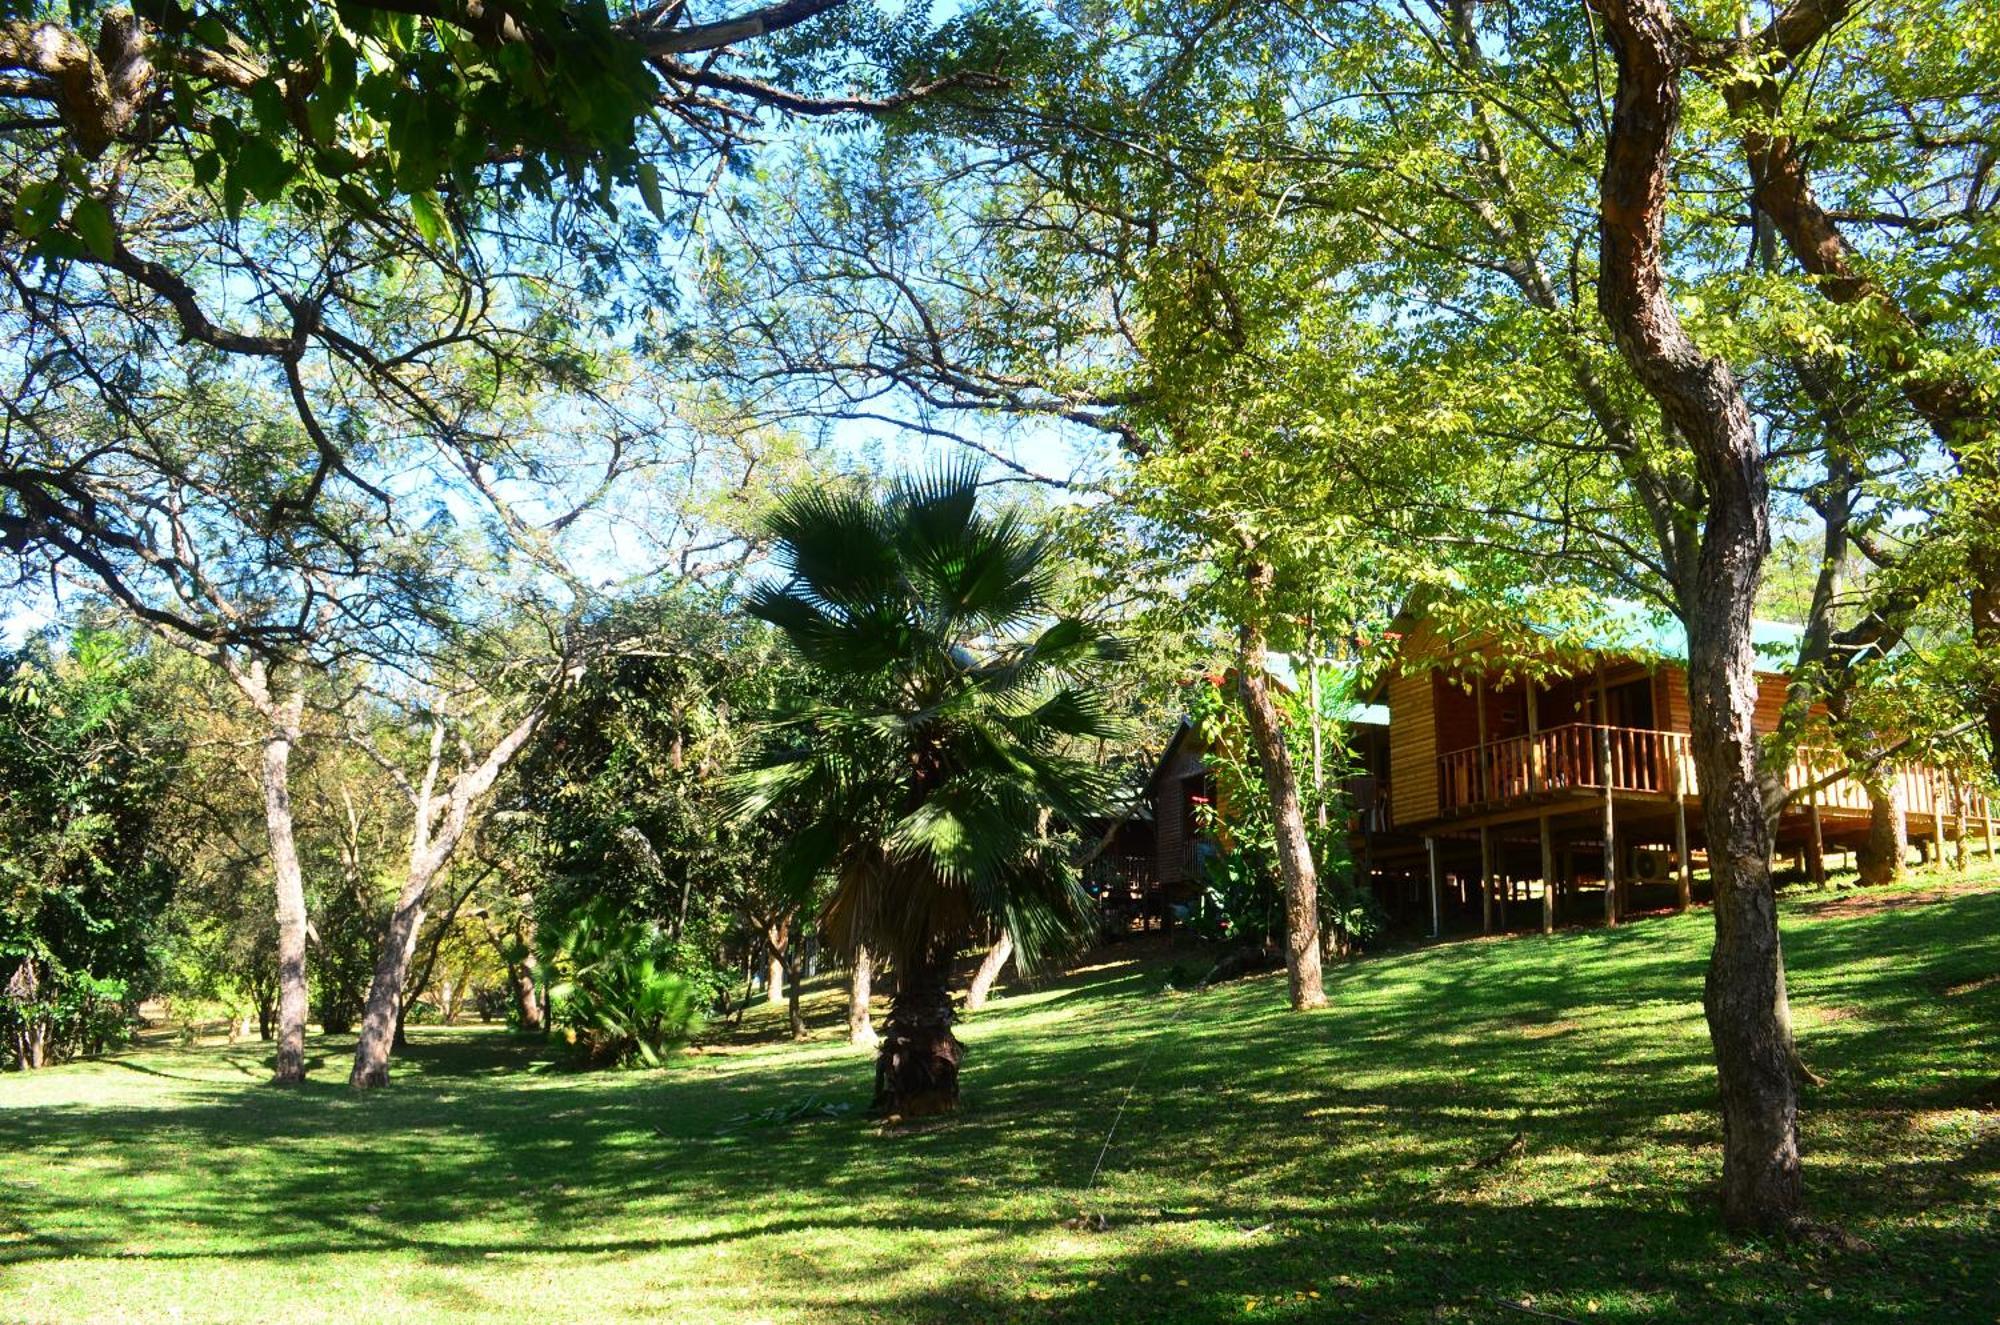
1, 887, 1995, 1323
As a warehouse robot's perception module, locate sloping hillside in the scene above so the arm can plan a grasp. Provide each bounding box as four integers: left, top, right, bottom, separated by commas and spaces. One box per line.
3, 875, 1997, 1324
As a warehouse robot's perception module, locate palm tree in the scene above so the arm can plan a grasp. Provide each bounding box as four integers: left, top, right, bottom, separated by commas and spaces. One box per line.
731, 465, 1123, 1116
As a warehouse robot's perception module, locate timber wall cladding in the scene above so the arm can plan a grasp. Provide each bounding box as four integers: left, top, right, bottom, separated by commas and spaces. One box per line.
1648, 664, 1820, 736
1388, 668, 1439, 827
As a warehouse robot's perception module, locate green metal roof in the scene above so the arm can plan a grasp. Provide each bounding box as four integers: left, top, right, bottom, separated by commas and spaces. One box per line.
1526, 598, 1805, 669
1263, 654, 1392, 726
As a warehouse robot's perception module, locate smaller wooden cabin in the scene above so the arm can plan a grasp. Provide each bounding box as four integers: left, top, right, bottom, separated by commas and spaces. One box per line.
1130, 660, 1391, 933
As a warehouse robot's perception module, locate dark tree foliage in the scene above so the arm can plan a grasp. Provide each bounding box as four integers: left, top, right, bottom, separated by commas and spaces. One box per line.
0, 629, 188, 1067
506, 591, 798, 1016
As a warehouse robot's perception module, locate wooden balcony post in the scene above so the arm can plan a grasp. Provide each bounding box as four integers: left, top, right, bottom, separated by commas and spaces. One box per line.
1671, 749, 1692, 912
1526, 683, 1544, 793
1479, 825, 1494, 936
1598, 724, 1618, 925
1985, 791, 1995, 863
1425, 836, 1441, 939
1474, 676, 1490, 805
1539, 814, 1556, 935
1893, 776, 1910, 870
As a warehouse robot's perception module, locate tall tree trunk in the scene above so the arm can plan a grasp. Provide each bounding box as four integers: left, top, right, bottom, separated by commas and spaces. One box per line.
873, 954, 961, 1117
765, 913, 790, 1006
482, 915, 544, 1033
351, 698, 551, 1089
964, 930, 1013, 1012
391, 869, 487, 1051
510, 944, 544, 1033
353, 867, 440, 1087
1855, 775, 1908, 886
1237, 554, 1327, 1011
257, 693, 312, 1086
847, 945, 877, 1046
1597, 0, 1801, 1230
786, 949, 806, 1040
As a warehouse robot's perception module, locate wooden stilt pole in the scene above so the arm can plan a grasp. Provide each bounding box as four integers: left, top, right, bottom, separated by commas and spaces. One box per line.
1425, 836, 1441, 939
1540, 815, 1556, 935
1479, 825, 1494, 936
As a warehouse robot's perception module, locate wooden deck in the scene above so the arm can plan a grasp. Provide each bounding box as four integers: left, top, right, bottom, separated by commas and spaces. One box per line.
1432, 721, 1990, 836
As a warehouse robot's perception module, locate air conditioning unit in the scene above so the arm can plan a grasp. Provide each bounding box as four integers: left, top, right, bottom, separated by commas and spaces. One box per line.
1633, 849, 1674, 883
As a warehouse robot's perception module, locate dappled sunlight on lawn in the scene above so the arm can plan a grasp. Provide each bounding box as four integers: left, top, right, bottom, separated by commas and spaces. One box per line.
2, 873, 1997, 1323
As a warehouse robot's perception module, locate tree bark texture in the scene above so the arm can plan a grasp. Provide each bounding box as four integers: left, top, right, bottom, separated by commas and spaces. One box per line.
1237, 559, 1327, 1012
351, 700, 550, 1088
1596, 0, 1802, 1230
1855, 776, 1908, 886
847, 945, 877, 1046
257, 691, 311, 1086
787, 949, 806, 1040
765, 914, 789, 1007
873, 956, 961, 1117
964, 930, 1013, 1012
497, 919, 546, 1033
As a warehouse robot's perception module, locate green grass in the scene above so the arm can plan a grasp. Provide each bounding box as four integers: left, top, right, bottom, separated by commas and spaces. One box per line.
4, 871, 1999, 1324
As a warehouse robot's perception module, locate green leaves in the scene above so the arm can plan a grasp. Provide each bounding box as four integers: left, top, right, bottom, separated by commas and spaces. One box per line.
737, 470, 1120, 968
637, 162, 666, 222
11, 179, 64, 239
68, 197, 115, 261
408, 191, 454, 249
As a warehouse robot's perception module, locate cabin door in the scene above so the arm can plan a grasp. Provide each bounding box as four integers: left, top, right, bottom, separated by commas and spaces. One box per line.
1605, 678, 1656, 730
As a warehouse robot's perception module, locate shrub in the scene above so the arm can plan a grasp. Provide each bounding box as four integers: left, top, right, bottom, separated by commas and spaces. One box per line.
544, 901, 700, 1068
3, 958, 135, 1069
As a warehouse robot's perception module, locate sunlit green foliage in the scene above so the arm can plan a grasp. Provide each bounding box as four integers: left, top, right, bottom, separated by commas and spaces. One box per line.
0, 629, 191, 1066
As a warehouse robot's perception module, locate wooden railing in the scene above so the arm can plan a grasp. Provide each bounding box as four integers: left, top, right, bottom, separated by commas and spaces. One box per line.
1436, 724, 1995, 823
1438, 723, 1687, 812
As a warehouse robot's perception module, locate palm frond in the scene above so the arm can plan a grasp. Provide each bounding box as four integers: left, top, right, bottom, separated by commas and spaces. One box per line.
735, 463, 1126, 970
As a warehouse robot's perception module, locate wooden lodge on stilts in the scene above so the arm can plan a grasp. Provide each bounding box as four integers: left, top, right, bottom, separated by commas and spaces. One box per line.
1129, 599, 1997, 940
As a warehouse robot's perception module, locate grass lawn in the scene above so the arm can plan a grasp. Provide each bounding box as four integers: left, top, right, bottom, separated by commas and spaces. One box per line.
3, 869, 1998, 1324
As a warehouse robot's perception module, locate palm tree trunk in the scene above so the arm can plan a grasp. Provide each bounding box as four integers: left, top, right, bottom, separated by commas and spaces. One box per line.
964, 931, 1013, 1011
873, 956, 961, 1117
